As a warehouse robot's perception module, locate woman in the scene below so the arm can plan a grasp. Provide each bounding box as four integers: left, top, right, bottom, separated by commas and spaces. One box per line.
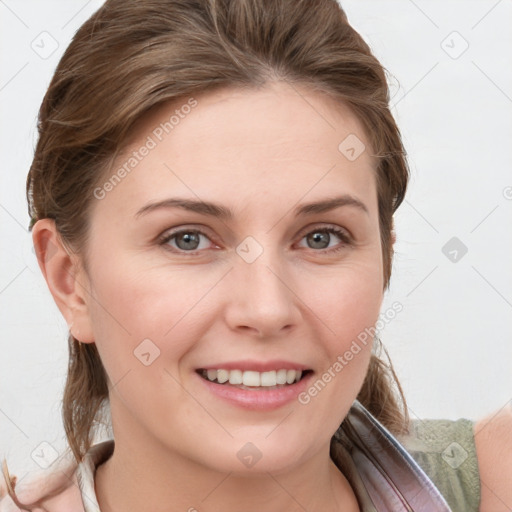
1, 0, 511, 511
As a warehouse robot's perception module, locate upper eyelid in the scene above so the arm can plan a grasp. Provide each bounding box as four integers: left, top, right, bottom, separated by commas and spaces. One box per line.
297, 223, 351, 238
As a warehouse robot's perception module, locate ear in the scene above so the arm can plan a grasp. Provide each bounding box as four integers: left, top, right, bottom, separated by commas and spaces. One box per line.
391, 230, 396, 245
32, 219, 95, 344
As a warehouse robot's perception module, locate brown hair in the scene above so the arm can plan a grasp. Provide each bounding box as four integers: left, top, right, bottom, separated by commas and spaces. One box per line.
4, 0, 409, 507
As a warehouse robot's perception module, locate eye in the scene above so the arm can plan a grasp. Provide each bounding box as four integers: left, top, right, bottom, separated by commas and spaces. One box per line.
297, 226, 351, 254
158, 225, 351, 255
159, 228, 215, 253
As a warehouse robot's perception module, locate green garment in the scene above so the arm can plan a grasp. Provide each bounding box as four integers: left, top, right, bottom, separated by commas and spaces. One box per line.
330, 402, 481, 511
396, 417, 480, 512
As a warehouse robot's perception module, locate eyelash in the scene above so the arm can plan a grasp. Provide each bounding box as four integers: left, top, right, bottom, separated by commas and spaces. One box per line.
157, 225, 352, 256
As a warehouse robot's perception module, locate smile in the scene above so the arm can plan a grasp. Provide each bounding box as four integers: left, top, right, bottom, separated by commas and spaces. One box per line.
195, 361, 314, 409
198, 368, 311, 388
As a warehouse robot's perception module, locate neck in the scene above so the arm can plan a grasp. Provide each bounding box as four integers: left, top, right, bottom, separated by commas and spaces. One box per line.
94, 431, 360, 512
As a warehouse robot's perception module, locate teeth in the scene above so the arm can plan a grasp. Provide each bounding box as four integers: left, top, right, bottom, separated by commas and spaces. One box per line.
202, 368, 305, 387
260, 371, 276, 386
242, 371, 260, 386
276, 369, 287, 385
217, 369, 229, 384
286, 369, 296, 384
228, 369, 243, 385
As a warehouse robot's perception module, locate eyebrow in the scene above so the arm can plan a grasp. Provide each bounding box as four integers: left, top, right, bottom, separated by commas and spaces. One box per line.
135, 194, 369, 219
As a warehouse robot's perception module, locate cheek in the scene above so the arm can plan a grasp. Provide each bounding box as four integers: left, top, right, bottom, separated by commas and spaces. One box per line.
300, 258, 382, 400
85, 255, 217, 379
293, 269, 381, 448
306, 261, 383, 345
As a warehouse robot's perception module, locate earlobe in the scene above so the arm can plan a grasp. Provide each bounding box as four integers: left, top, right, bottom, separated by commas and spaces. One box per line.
31, 219, 95, 344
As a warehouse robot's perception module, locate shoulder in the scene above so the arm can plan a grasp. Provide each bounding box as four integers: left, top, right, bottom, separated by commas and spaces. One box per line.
0, 455, 83, 512
396, 416, 480, 512
474, 403, 512, 512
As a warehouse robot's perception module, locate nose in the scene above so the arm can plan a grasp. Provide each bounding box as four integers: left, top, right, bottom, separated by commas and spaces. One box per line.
223, 250, 302, 339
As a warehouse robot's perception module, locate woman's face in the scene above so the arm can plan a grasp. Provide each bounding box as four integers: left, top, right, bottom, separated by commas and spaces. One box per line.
77, 81, 383, 473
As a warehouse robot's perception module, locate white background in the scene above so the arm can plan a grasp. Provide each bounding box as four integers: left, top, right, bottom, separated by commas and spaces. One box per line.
1, 0, 511, 477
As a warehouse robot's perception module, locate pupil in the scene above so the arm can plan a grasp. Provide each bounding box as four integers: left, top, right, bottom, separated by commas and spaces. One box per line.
177, 232, 199, 250
308, 232, 329, 249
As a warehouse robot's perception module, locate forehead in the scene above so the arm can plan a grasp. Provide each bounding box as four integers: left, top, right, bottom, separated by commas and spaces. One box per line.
92, 81, 378, 220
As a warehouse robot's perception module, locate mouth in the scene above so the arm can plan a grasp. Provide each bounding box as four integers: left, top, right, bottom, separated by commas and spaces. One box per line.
196, 368, 313, 390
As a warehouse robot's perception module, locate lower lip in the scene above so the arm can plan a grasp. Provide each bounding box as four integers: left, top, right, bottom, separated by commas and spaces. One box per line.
196, 372, 313, 410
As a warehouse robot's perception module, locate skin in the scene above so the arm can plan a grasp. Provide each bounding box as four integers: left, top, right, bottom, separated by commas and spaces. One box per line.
474, 406, 512, 511
30, 81, 512, 512
35, 81, 378, 511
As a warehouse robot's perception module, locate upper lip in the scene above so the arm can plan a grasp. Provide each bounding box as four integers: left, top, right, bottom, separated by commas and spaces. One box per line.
198, 360, 311, 372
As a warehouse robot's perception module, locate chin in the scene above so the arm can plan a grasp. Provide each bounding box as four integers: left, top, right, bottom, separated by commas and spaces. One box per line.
188, 430, 321, 475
